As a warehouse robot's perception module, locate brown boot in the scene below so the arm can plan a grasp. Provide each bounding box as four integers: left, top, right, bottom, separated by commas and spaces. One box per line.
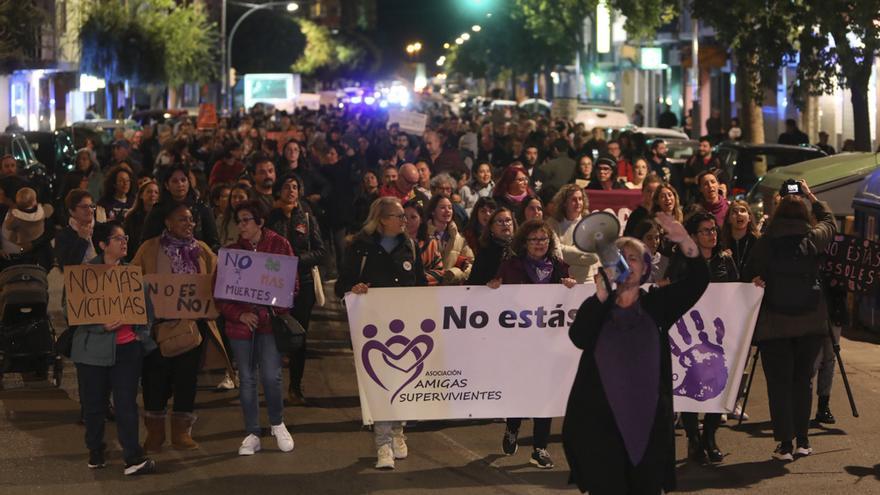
143, 411, 166, 454
170, 412, 199, 450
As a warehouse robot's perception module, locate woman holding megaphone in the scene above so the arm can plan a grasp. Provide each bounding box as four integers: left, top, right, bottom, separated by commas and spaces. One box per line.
562, 212, 709, 495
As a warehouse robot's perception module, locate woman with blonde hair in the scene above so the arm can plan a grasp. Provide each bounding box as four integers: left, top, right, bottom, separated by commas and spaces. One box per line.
335, 196, 426, 469
545, 184, 599, 283
650, 184, 684, 223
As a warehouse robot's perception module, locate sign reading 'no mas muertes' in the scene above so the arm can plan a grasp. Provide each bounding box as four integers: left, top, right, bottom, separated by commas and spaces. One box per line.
344, 283, 763, 424
214, 248, 298, 308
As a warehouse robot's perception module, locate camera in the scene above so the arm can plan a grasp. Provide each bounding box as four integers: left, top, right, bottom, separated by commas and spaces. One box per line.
780, 178, 803, 197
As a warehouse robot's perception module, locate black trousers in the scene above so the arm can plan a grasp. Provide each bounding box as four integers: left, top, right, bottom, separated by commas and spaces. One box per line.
289, 281, 317, 389
507, 417, 552, 449
759, 335, 824, 443
76, 342, 143, 464
681, 413, 721, 441
141, 342, 202, 413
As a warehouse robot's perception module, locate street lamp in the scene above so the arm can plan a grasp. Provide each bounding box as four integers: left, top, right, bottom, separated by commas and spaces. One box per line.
405, 42, 422, 58
222, 1, 300, 112
461, 33, 471, 41
472, 25, 481, 32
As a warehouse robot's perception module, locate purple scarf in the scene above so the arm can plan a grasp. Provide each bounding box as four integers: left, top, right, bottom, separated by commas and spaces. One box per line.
160, 230, 201, 274
524, 256, 553, 284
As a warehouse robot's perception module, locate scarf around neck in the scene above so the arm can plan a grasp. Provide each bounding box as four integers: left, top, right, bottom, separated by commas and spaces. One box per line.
160, 230, 201, 274
524, 255, 553, 284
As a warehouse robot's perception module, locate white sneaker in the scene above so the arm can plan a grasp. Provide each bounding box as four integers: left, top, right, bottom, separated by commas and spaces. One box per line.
271, 423, 294, 452
391, 435, 408, 459
238, 434, 261, 455
216, 373, 236, 391
375, 444, 395, 469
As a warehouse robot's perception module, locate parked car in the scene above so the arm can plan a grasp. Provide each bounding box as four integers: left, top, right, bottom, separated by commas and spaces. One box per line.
23, 130, 76, 175
625, 126, 690, 141
518, 98, 551, 117
715, 141, 826, 196
575, 104, 629, 130
0, 132, 52, 200
747, 152, 880, 222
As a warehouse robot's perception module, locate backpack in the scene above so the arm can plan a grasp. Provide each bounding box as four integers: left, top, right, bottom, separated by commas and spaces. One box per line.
765, 234, 822, 315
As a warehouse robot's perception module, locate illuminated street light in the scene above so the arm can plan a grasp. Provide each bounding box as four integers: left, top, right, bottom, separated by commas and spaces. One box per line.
413, 42, 422, 51
472, 25, 481, 32
286, 2, 299, 12
436, 56, 446, 66
461, 33, 471, 41
443, 42, 450, 49
455, 38, 463, 45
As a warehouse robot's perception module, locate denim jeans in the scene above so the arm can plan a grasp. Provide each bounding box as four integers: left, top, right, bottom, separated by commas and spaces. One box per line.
229, 334, 284, 435
76, 342, 144, 464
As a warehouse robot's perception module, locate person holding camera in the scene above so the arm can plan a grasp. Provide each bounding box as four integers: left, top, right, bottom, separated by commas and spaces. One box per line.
743, 179, 836, 461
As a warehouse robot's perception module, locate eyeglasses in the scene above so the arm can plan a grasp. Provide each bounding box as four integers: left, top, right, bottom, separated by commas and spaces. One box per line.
236, 217, 256, 225
77, 203, 97, 210
527, 237, 550, 244
109, 234, 129, 243
385, 214, 407, 221
494, 218, 513, 225
697, 227, 719, 236
514, 176, 529, 183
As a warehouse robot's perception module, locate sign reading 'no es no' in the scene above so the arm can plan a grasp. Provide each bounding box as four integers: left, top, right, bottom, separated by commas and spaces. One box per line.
213, 248, 298, 308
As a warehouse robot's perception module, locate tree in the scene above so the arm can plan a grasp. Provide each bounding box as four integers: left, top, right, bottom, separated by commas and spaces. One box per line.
80, 0, 218, 114
514, 0, 677, 98
795, 0, 880, 151
292, 19, 365, 80
692, 0, 798, 143
0, 0, 47, 70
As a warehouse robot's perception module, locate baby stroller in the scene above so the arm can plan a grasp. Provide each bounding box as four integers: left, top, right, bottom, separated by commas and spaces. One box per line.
0, 264, 62, 387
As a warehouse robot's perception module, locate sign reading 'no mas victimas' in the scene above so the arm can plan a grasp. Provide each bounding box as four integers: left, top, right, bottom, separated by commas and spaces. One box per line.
213, 248, 298, 308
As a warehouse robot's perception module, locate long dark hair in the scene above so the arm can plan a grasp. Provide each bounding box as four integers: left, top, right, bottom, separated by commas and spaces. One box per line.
480, 206, 516, 249
403, 199, 428, 243
464, 197, 497, 238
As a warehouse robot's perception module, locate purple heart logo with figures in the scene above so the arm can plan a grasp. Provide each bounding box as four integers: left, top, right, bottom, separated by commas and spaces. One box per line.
670, 310, 729, 401
361, 318, 436, 403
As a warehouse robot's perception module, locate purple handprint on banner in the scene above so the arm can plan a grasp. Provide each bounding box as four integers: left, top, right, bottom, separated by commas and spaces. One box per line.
361, 318, 436, 403
670, 310, 728, 401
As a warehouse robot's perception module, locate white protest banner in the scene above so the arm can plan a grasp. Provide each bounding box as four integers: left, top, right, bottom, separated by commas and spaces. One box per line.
296, 93, 321, 111
345, 284, 589, 424
670, 283, 763, 413
213, 248, 298, 308
345, 283, 762, 424
387, 110, 428, 136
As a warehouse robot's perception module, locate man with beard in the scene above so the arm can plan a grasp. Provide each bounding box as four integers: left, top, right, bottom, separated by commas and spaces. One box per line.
683, 136, 725, 204
649, 140, 684, 198
521, 144, 543, 190
252, 154, 277, 212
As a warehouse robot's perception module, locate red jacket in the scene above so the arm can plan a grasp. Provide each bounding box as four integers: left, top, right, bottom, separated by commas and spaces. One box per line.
218, 228, 299, 340
209, 159, 245, 186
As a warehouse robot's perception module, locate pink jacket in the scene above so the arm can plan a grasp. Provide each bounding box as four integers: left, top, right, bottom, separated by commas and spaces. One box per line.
218, 228, 299, 340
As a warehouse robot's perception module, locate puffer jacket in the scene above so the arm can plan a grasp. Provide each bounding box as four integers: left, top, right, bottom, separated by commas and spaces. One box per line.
70, 255, 156, 367
335, 231, 427, 297
426, 221, 474, 284
742, 200, 836, 341
217, 228, 298, 340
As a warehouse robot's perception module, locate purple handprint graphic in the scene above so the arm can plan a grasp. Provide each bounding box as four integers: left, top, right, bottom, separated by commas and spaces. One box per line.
670, 310, 728, 401
361, 318, 436, 403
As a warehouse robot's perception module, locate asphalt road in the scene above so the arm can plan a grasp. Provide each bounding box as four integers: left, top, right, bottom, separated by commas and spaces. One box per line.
0, 269, 878, 494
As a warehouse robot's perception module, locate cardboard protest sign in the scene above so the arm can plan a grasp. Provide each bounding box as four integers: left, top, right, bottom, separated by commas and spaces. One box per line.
821, 234, 880, 292
197, 103, 218, 129
213, 248, 298, 308
388, 110, 428, 136
144, 274, 219, 319
65, 265, 148, 325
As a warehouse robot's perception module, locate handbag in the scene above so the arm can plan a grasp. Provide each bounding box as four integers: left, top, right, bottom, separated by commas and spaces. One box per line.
305, 213, 326, 307
312, 265, 326, 307
55, 326, 75, 358
270, 307, 306, 353
153, 320, 203, 358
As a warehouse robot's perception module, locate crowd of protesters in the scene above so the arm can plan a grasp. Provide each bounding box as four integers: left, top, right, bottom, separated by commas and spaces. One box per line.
0, 100, 839, 487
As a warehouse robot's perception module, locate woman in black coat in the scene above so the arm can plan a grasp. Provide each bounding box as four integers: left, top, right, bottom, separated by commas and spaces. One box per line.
266, 173, 326, 404
334, 196, 426, 470
563, 212, 709, 495
466, 207, 515, 285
